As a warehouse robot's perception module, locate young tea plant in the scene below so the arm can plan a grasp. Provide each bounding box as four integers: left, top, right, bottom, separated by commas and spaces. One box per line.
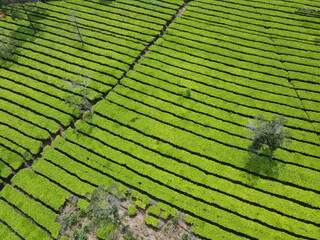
181, 87, 191, 98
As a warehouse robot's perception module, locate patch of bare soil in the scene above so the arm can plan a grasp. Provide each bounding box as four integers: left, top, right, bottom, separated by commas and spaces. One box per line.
57, 196, 197, 240
119, 200, 196, 240
56, 196, 79, 238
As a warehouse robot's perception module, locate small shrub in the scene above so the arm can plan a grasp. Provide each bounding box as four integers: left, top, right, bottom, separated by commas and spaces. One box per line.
63, 213, 78, 224
128, 205, 137, 216
78, 231, 87, 240
83, 224, 90, 233
96, 223, 116, 239
135, 200, 146, 210
147, 205, 160, 216
69, 214, 78, 223
78, 209, 87, 218
182, 232, 190, 240
172, 214, 179, 225
144, 215, 160, 228
181, 88, 191, 98
72, 230, 80, 239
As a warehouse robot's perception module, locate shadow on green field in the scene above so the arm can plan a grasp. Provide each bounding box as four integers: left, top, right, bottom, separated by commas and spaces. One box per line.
244, 149, 280, 185
0, 57, 16, 68
9, 10, 48, 49
98, 0, 115, 5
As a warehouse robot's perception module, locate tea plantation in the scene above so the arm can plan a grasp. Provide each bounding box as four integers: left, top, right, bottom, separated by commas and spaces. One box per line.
0, 0, 319, 239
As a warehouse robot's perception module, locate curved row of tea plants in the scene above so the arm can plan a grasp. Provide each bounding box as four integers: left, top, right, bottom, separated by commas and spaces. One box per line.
0, 0, 319, 239
0, 0, 180, 181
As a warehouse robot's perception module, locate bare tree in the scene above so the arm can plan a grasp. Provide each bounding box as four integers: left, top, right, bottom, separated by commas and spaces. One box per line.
68, 11, 84, 46
1, 0, 39, 33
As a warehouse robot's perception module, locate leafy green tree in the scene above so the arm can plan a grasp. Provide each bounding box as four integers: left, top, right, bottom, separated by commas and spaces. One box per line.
246, 115, 291, 161
1, 0, 39, 33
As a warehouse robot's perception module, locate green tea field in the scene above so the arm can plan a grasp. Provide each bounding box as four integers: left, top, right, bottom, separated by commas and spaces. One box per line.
0, 0, 319, 239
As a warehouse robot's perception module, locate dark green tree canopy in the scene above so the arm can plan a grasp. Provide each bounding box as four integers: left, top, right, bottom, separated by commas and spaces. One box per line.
247, 115, 291, 160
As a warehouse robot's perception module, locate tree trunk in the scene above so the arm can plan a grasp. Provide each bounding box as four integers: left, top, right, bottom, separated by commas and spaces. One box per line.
74, 21, 83, 46
269, 149, 273, 161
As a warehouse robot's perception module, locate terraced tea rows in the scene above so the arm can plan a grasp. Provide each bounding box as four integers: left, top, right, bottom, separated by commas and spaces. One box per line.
0, 0, 180, 181
0, 0, 319, 239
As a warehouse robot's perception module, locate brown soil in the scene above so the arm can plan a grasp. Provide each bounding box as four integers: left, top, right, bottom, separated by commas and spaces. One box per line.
57, 196, 197, 240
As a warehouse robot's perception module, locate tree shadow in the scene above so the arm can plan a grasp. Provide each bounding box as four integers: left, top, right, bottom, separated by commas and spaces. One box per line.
9, 6, 48, 47
1, 7, 50, 68
0, 57, 16, 68
244, 149, 280, 186
98, 0, 115, 5
30, 5, 50, 22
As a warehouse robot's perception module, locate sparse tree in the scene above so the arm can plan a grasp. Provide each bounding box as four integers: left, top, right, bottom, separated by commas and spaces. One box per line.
1, 0, 39, 33
88, 185, 135, 240
63, 72, 92, 113
246, 115, 291, 161
0, 30, 16, 59
69, 11, 84, 46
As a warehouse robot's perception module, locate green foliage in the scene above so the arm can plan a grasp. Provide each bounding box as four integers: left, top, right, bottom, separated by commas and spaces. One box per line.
115, 184, 129, 199
96, 222, 116, 239
88, 185, 119, 222
160, 211, 170, 220
78, 209, 87, 218
77, 199, 90, 211
124, 237, 134, 240
78, 231, 88, 240
83, 224, 90, 233
144, 215, 160, 228
63, 213, 78, 225
247, 115, 291, 160
72, 230, 80, 239
128, 205, 137, 216
63, 72, 92, 112
135, 199, 146, 210
181, 87, 191, 98
147, 205, 160, 216
88, 185, 135, 239
0, 30, 16, 60
140, 194, 150, 205
182, 232, 190, 240
172, 214, 179, 225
